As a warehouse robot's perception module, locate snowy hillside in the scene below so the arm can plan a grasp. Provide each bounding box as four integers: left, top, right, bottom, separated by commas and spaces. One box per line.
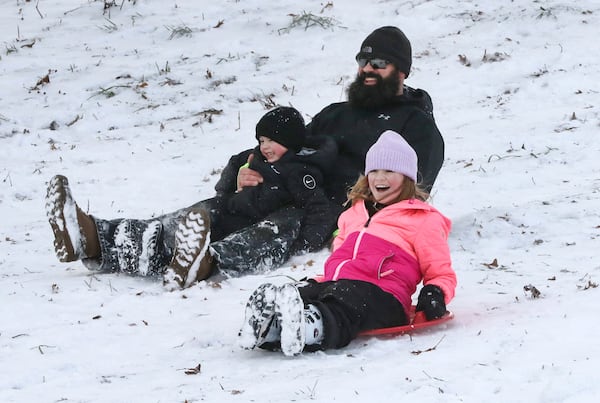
1, 1, 599, 402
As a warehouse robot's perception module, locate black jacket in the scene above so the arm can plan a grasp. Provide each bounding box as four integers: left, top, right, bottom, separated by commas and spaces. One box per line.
306, 86, 444, 204
212, 136, 339, 251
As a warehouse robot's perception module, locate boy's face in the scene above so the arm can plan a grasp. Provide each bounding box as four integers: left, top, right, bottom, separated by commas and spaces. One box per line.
258, 136, 288, 163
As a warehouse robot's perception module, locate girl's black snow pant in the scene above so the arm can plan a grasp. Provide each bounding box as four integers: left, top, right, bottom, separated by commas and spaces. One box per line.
299, 279, 408, 350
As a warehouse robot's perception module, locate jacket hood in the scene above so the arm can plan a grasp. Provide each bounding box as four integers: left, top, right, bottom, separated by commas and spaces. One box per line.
295, 135, 338, 173
391, 86, 434, 118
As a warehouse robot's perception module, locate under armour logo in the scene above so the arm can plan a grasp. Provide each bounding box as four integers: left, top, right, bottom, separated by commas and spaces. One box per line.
378, 114, 391, 120
303, 174, 316, 190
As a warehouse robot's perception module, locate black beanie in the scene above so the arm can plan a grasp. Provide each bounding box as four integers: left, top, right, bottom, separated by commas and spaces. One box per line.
355, 26, 412, 77
255, 106, 306, 152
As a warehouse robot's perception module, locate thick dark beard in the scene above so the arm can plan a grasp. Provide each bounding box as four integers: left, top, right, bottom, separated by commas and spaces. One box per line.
347, 70, 401, 110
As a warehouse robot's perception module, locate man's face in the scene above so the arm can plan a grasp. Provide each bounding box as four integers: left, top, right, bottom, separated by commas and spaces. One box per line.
347, 60, 404, 109
357, 58, 398, 84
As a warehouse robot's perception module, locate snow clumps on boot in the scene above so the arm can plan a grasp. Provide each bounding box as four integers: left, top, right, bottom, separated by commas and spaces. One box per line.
45, 175, 99, 262
163, 207, 213, 290
239, 282, 324, 356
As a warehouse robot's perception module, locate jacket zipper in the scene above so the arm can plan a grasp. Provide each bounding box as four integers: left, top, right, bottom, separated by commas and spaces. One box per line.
333, 207, 373, 280
333, 226, 367, 280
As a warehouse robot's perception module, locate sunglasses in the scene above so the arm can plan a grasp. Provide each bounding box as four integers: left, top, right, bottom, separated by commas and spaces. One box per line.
356, 58, 391, 69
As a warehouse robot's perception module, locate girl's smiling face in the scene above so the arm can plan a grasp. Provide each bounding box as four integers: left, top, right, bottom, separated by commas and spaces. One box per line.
258, 136, 288, 163
367, 169, 406, 204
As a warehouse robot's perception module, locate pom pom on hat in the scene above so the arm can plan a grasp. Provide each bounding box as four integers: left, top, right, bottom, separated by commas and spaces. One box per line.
365, 130, 418, 182
255, 106, 306, 152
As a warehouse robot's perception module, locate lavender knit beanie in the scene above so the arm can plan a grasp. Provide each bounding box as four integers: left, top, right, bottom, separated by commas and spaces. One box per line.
365, 130, 418, 182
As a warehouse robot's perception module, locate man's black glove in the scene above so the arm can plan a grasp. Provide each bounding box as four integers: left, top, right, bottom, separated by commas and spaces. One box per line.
416, 284, 446, 320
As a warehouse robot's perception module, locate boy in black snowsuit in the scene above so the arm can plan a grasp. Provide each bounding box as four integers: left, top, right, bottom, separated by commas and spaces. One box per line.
46, 107, 338, 289
162, 107, 338, 287
206, 107, 338, 267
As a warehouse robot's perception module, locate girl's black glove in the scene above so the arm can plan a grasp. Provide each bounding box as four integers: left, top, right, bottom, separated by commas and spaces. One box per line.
416, 284, 446, 320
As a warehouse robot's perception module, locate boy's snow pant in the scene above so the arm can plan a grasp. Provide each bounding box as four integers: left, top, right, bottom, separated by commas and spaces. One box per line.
82, 198, 303, 277
82, 209, 184, 276
210, 205, 303, 276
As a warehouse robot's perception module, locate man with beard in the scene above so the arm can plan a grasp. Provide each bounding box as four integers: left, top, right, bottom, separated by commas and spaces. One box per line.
44, 26, 444, 287
239, 26, 444, 205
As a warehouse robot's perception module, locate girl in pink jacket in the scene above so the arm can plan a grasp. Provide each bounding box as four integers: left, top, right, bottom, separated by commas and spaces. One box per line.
239, 130, 457, 356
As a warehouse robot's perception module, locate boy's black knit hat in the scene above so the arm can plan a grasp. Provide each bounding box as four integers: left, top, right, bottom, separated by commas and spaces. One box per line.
355, 26, 412, 77
255, 106, 306, 152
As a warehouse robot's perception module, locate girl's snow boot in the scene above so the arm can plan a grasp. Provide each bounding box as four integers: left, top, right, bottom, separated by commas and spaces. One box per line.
239, 283, 279, 349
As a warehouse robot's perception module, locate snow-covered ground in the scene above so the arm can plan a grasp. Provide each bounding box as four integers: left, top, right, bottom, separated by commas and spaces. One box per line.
1, 1, 599, 402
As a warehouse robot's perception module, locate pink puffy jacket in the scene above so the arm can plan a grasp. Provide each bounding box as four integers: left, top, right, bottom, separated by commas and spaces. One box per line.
324, 199, 456, 313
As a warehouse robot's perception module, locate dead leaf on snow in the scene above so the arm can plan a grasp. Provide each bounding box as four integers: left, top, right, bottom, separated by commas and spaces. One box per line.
458, 54, 471, 66
523, 284, 541, 298
184, 363, 201, 375
483, 258, 499, 269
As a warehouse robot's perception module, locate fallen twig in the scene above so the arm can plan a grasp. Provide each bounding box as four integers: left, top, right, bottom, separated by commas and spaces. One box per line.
411, 335, 446, 355
36, 0, 44, 19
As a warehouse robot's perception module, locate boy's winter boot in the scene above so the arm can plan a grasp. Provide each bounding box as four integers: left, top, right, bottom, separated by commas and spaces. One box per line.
45, 175, 100, 262
239, 283, 280, 350
114, 219, 163, 276
163, 208, 212, 290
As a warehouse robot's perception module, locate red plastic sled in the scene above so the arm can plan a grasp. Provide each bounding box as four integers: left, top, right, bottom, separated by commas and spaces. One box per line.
359, 305, 454, 337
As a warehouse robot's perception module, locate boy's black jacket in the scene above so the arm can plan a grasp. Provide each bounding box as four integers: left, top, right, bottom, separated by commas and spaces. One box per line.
215, 136, 339, 252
